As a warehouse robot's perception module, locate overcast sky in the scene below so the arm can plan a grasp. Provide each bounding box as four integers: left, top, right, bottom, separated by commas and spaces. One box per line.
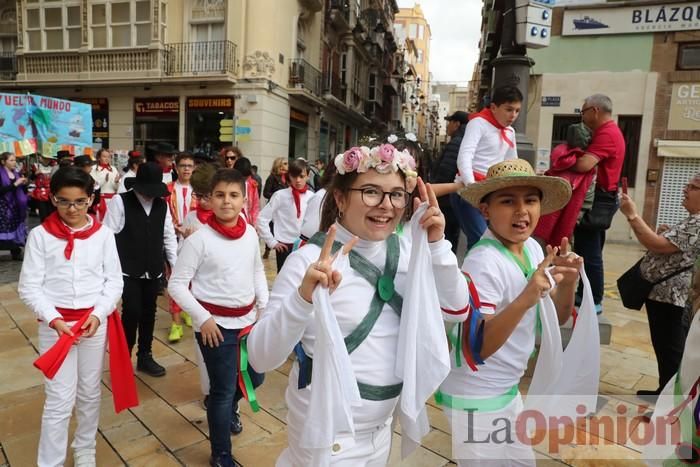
397, 0, 482, 84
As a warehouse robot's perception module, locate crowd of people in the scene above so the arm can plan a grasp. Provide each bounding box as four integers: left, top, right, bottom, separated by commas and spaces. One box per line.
2, 86, 698, 467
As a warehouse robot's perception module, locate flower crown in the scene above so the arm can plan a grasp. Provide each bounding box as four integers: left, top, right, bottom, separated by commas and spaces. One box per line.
334, 144, 417, 177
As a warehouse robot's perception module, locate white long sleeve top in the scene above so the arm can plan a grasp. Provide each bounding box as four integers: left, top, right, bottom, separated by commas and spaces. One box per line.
168, 223, 269, 331
18, 218, 124, 325
90, 165, 120, 194
456, 117, 518, 185
300, 188, 326, 239
117, 169, 135, 194
102, 192, 178, 268
256, 187, 313, 248
248, 223, 468, 432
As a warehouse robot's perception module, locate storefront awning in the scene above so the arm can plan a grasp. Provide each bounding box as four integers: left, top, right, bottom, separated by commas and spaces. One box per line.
657, 140, 700, 159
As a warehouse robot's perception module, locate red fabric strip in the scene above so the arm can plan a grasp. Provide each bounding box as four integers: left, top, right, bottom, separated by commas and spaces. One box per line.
472, 107, 514, 148
41, 212, 102, 260
291, 186, 308, 218
207, 215, 247, 240
198, 299, 256, 317
441, 305, 470, 316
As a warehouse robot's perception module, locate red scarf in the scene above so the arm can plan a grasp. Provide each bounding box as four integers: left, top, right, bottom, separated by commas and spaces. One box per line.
207, 214, 247, 240
42, 212, 102, 259
196, 207, 213, 225
473, 107, 514, 148
33, 308, 139, 413
98, 163, 111, 171
291, 185, 308, 218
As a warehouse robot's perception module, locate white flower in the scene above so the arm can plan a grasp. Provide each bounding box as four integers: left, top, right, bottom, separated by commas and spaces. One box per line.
387, 134, 398, 144
405, 132, 417, 142
334, 153, 346, 175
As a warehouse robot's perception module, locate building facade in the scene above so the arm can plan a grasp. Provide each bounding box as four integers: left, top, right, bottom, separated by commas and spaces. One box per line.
0, 0, 402, 174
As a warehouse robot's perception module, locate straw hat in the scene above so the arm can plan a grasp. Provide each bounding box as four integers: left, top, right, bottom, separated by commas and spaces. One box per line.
459, 159, 572, 215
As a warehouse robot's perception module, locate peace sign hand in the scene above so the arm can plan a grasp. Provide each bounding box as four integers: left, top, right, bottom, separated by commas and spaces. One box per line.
521, 246, 561, 308
412, 177, 445, 243
298, 225, 358, 303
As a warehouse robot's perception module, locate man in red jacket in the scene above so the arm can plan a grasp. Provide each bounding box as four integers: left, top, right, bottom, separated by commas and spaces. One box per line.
571, 94, 626, 315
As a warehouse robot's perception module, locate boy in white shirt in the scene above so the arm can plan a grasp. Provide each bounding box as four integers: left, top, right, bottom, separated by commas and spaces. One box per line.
168, 168, 268, 467
438, 159, 582, 466
452, 85, 522, 248
19, 167, 133, 467
257, 159, 312, 271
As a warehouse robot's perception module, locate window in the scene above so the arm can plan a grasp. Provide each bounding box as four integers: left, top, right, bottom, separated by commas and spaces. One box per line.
417, 49, 423, 64
550, 115, 582, 148
618, 115, 641, 188
677, 43, 700, 70
368, 73, 376, 101
408, 23, 417, 38
90, 0, 153, 49
25, 1, 81, 51
456, 96, 467, 109
418, 24, 424, 39
192, 22, 224, 42
340, 52, 347, 85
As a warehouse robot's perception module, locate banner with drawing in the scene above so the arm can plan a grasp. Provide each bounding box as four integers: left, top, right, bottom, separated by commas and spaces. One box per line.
0, 93, 93, 158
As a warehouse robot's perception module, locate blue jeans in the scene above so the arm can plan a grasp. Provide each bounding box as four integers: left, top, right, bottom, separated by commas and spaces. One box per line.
573, 225, 605, 309
450, 193, 487, 250
196, 327, 264, 457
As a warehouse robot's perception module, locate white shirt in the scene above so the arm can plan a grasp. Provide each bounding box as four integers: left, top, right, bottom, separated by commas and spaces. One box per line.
440, 230, 543, 397
168, 223, 269, 331
456, 117, 518, 185
102, 192, 178, 268
300, 188, 326, 239
18, 217, 123, 325
90, 165, 120, 194
169, 181, 193, 227
117, 169, 136, 194
256, 187, 313, 248
248, 223, 468, 431
162, 170, 174, 185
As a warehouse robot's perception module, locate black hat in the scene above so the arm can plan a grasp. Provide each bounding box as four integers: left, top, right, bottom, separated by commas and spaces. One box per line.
147, 142, 177, 155
73, 155, 96, 167
124, 161, 169, 198
56, 150, 72, 159
445, 111, 469, 124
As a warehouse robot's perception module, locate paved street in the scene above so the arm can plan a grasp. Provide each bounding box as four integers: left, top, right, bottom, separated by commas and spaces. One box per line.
0, 239, 657, 466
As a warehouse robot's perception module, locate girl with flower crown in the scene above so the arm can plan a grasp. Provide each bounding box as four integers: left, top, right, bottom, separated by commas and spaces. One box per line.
249, 143, 469, 466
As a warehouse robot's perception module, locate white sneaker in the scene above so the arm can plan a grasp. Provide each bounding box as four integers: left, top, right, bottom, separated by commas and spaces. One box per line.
74, 448, 97, 467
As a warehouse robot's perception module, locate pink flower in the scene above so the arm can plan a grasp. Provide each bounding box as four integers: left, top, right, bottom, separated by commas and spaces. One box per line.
378, 144, 395, 163
341, 147, 363, 173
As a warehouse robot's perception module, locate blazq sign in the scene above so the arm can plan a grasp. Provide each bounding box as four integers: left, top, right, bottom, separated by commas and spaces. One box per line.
563, 2, 700, 36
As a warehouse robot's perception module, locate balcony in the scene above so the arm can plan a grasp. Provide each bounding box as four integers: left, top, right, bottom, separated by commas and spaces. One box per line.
14, 41, 236, 84
288, 58, 324, 105
322, 71, 345, 103
164, 41, 237, 76
328, 0, 351, 32
0, 52, 16, 80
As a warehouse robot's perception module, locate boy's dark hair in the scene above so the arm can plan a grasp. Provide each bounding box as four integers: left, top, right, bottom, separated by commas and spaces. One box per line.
233, 156, 252, 177
288, 158, 308, 178
491, 85, 523, 106
176, 152, 195, 165
209, 168, 246, 196
50, 167, 94, 196
251, 165, 258, 173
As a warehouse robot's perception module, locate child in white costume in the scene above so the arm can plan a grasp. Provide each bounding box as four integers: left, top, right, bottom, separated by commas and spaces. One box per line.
438, 159, 586, 466
249, 143, 470, 466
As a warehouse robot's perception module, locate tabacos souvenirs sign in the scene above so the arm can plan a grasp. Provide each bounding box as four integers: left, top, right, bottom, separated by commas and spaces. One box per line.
0, 93, 93, 157
563, 2, 700, 36
668, 83, 700, 131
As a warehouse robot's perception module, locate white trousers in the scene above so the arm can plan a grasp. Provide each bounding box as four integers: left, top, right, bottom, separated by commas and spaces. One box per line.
444, 394, 536, 467
276, 421, 392, 467
37, 321, 107, 467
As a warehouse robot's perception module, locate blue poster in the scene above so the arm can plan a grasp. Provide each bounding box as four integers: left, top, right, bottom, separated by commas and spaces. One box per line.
0, 93, 93, 157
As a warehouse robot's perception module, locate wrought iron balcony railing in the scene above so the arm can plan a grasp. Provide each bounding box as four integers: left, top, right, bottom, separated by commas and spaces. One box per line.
0, 52, 17, 80
289, 59, 322, 97
165, 41, 236, 75
323, 71, 345, 102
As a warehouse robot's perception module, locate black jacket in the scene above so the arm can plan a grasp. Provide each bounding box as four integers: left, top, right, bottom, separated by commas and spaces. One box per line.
263, 174, 287, 200
431, 124, 466, 184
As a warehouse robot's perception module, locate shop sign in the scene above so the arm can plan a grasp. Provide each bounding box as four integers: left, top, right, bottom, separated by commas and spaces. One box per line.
668, 83, 700, 131
563, 2, 700, 36
134, 97, 179, 116
541, 96, 561, 107
187, 96, 234, 111
290, 109, 309, 124
235, 119, 251, 143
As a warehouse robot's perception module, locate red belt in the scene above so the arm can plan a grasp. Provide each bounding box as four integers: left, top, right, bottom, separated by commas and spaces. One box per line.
198, 299, 256, 317
33, 307, 139, 413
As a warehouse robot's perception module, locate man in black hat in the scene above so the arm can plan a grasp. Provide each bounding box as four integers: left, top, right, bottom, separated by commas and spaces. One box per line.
103, 161, 178, 376
431, 111, 469, 252
148, 142, 178, 184
55, 150, 74, 169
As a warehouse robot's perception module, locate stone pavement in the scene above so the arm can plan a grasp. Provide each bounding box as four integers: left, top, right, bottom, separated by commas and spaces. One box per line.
0, 241, 660, 467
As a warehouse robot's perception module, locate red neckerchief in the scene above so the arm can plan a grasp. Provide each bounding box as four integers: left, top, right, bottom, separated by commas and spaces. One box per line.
207, 214, 247, 239
473, 107, 514, 148
162, 166, 172, 174
98, 163, 111, 171
291, 185, 308, 218
196, 207, 213, 224
41, 212, 101, 259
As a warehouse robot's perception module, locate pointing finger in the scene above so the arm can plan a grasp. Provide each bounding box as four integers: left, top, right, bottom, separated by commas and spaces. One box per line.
416, 177, 428, 203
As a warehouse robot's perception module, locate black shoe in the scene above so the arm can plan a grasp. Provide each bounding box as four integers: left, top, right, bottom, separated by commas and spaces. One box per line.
230, 408, 243, 435
210, 452, 238, 467
136, 353, 166, 377
636, 389, 660, 402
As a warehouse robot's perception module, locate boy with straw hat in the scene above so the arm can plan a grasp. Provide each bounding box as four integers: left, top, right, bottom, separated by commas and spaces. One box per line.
437, 159, 594, 466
